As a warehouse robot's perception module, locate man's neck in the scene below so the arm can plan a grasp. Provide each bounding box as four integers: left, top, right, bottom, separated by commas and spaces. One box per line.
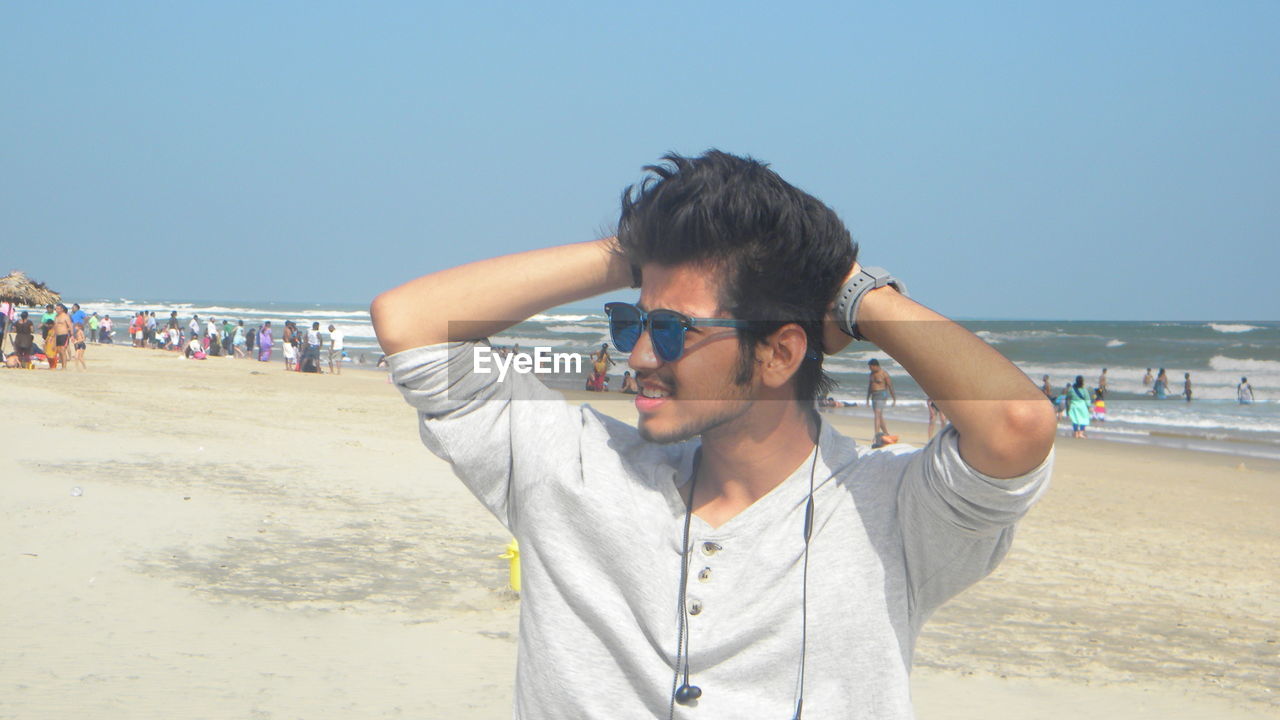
691, 399, 819, 528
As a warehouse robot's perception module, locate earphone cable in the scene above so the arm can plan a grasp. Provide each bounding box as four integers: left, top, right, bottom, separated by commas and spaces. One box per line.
668, 454, 700, 720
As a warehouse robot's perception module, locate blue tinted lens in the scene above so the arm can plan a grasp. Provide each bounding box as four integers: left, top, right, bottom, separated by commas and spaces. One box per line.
606, 303, 642, 352
650, 312, 686, 362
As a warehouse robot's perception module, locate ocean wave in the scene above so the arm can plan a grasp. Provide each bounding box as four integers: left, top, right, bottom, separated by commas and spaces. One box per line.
1208, 355, 1280, 375
489, 335, 597, 353
1208, 323, 1262, 334
822, 352, 899, 374
975, 329, 1099, 345
529, 313, 598, 324
1106, 408, 1280, 435
547, 324, 607, 335
1105, 339, 1126, 347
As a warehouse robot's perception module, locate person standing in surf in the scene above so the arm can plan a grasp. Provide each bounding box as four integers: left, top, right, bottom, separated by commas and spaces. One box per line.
1067, 375, 1092, 439
1152, 368, 1169, 399
1237, 377, 1254, 404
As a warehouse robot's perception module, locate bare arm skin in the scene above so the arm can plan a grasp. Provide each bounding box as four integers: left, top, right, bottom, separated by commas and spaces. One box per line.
371, 238, 633, 355
825, 264, 1056, 479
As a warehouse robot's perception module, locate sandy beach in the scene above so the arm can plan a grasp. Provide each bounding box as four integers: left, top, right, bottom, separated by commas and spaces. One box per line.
2, 343, 1277, 719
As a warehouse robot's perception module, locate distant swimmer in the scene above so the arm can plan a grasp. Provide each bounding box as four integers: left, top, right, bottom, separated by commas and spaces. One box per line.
1097, 368, 1108, 397
1238, 377, 1255, 404
1183, 372, 1193, 403
1040, 374, 1054, 399
1142, 368, 1153, 386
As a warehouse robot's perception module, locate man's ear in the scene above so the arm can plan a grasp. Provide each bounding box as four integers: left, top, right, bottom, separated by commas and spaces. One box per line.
756, 323, 811, 390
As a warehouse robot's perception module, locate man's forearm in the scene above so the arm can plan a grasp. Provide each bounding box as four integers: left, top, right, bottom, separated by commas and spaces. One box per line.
857, 287, 1056, 478
371, 238, 631, 355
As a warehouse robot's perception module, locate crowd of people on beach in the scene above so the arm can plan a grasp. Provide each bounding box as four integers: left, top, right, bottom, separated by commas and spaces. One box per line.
0, 301, 348, 375
1034, 366, 1258, 440
566, 339, 1263, 446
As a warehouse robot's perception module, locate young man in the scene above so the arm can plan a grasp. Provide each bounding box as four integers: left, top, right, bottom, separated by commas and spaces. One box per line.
865, 358, 897, 446
53, 304, 73, 370
327, 324, 344, 375
372, 151, 1055, 718
305, 321, 324, 373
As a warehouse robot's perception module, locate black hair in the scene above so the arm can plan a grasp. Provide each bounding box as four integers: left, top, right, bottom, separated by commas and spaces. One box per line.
1074, 375, 1085, 389
615, 150, 857, 402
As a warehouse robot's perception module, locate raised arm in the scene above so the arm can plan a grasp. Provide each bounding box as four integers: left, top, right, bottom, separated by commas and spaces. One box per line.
371, 237, 633, 355
826, 264, 1056, 478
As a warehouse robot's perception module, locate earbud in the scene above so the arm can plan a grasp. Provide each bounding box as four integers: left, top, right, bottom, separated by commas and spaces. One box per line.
674, 683, 702, 705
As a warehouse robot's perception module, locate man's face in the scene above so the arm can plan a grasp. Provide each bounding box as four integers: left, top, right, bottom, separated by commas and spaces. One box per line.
628, 263, 755, 444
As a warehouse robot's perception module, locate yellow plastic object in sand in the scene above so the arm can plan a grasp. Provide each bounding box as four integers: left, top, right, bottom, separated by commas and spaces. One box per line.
499, 539, 521, 593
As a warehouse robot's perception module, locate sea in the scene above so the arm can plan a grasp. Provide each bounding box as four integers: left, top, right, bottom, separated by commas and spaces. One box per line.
51, 298, 1280, 461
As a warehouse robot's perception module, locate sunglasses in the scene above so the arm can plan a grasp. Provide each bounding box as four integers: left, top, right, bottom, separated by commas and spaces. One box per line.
604, 302, 749, 363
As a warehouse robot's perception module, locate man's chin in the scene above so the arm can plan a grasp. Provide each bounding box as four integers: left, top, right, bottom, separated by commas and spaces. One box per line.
636, 402, 752, 445
637, 417, 693, 445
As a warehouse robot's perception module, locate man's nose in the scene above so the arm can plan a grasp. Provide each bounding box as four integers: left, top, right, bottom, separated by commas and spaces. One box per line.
627, 327, 661, 371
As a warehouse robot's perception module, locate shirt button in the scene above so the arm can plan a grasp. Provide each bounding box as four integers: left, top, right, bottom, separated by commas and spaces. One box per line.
701, 541, 722, 556
688, 599, 703, 615
697, 567, 712, 583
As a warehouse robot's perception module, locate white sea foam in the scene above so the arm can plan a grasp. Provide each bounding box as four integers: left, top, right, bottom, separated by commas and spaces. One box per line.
1107, 407, 1280, 435
529, 313, 596, 324
490, 335, 595, 352
1105, 339, 1126, 347
823, 353, 900, 374
976, 329, 1098, 345
1208, 323, 1262, 334
1209, 355, 1280, 374
547, 324, 606, 335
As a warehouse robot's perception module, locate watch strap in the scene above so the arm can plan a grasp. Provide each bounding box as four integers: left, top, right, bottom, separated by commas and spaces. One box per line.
834, 266, 907, 340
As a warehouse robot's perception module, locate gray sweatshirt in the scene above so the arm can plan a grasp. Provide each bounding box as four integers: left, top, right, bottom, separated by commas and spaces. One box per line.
390, 342, 1053, 719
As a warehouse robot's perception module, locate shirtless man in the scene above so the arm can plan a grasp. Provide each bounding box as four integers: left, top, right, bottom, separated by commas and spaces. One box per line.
865, 358, 896, 446
1040, 374, 1054, 399
1097, 368, 1108, 397
53, 304, 73, 370
1183, 372, 1193, 402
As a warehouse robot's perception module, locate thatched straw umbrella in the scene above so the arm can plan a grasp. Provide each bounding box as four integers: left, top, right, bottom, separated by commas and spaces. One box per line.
0, 271, 60, 355
0, 271, 60, 308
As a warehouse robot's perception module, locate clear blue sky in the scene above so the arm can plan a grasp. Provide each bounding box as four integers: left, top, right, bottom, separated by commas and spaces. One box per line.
3, 2, 1277, 320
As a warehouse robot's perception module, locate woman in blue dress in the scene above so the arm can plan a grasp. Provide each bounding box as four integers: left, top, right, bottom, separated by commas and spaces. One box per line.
1066, 375, 1093, 439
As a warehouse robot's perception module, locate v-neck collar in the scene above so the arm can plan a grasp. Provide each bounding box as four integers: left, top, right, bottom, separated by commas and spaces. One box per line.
667, 420, 844, 538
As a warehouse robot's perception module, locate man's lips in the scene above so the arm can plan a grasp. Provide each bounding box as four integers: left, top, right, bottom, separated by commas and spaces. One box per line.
635, 379, 673, 413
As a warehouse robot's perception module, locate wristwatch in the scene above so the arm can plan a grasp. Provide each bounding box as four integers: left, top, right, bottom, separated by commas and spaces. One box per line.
834, 266, 907, 340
